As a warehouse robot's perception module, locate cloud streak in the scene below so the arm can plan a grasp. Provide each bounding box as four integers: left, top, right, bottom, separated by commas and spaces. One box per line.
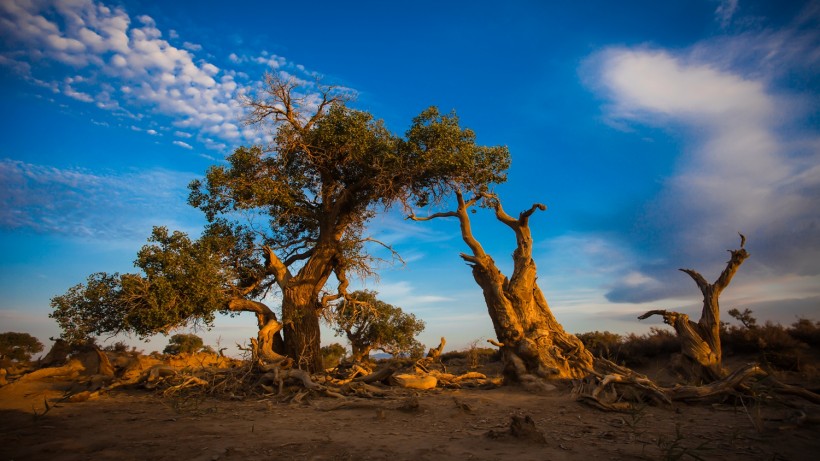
0, 159, 200, 240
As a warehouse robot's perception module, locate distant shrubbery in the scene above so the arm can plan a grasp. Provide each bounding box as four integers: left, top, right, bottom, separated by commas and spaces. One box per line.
577, 328, 679, 367
441, 341, 501, 369
0, 332, 44, 366
163, 333, 213, 355
720, 309, 819, 371
577, 310, 820, 371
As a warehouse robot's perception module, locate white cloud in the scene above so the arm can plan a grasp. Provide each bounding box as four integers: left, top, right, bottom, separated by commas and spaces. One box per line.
0, 159, 200, 239
586, 16, 820, 303
714, 0, 738, 28
173, 140, 193, 149
0, 0, 258, 149
182, 41, 202, 51
2, 0, 340, 153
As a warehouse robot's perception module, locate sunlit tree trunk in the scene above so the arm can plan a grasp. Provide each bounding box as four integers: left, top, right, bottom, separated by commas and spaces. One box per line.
639, 234, 749, 383
410, 191, 594, 381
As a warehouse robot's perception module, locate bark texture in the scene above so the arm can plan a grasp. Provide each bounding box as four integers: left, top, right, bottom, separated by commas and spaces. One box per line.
639, 234, 749, 383
227, 298, 286, 363
410, 192, 593, 381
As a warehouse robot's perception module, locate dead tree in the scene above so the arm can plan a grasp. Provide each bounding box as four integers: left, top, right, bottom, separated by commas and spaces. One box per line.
409, 191, 594, 381
639, 234, 749, 383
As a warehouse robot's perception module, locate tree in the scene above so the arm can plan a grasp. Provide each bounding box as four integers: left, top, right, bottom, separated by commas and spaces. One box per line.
638, 234, 749, 383
320, 343, 347, 369
328, 290, 425, 362
0, 332, 44, 362
51, 73, 509, 371
409, 192, 594, 381
163, 333, 206, 355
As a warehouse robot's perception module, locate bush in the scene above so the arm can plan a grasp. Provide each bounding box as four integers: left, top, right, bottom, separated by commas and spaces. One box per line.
163, 333, 205, 355
788, 318, 820, 348
321, 343, 347, 368
576, 331, 623, 360
721, 309, 818, 371
0, 332, 44, 363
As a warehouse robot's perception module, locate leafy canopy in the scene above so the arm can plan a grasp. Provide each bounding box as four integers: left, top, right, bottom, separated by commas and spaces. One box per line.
329, 290, 425, 358
0, 332, 44, 362
163, 333, 206, 355
50, 74, 510, 348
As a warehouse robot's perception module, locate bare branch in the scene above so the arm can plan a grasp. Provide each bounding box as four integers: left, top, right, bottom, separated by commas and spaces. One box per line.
361, 237, 405, 266
519, 203, 547, 223
406, 210, 459, 221
679, 268, 709, 293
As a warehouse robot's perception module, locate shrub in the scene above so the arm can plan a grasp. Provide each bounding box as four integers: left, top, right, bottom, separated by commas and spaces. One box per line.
0, 332, 44, 363
163, 333, 205, 355
617, 328, 679, 367
576, 331, 623, 360
321, 343, 347, 368
788, 318, 820, 348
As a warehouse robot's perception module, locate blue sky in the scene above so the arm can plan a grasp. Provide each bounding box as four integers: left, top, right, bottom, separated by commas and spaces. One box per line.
1, 0, 818, 355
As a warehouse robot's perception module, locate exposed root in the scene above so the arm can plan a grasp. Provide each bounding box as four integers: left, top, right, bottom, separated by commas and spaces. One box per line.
574, 359, 820, 412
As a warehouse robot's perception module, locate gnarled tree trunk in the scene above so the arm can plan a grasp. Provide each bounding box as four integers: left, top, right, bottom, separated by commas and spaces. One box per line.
227, 298, 286, 363
410, 191, 593, 381
639, 234, 749, 384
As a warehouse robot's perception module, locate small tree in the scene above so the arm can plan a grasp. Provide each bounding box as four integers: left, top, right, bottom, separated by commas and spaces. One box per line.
163, 333, 205, 355
320, 343, 347, 368
329, 290, 425, 362
0, 332, 44, 362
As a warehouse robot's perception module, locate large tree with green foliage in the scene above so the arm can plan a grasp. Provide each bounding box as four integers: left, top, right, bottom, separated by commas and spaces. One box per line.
329, 290, 425, 362
51, 74, 509, 371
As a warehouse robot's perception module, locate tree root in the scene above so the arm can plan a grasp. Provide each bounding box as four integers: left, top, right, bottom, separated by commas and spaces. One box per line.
574, 360, 820, 412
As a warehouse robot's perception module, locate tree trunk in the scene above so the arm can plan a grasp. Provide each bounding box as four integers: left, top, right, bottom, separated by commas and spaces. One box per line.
350, 343, 372, 363
227, 299, 285, 363
410, 191, 594, 381
282, 286, 323, 371
639, 234, 749, 384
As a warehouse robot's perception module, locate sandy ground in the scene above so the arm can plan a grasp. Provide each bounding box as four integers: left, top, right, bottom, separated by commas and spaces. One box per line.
2, 369, 819, 461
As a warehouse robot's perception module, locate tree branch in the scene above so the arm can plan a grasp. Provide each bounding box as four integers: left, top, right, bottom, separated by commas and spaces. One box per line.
263, 245, 292, 289
679, 268, 709, 294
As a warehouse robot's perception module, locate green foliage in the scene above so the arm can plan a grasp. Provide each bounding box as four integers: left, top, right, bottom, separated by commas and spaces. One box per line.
0, 332, 44, 362
50, 75, 509, 365
163, 333, 206, 355
329, 290, 425, 360
49, 226, 244, 343
727, 308, 757, 329
321, 343, 347, 368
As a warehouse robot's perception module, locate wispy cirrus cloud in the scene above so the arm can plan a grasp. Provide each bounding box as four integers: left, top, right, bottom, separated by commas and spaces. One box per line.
0, 159, 201, 239
582, 6, 820, 304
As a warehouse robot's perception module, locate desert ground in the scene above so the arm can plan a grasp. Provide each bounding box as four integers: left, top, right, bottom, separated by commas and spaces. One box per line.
2, 351, 819, 461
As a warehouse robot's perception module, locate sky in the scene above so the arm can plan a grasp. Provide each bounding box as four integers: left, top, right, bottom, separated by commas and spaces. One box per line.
1, 0, 818, 356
